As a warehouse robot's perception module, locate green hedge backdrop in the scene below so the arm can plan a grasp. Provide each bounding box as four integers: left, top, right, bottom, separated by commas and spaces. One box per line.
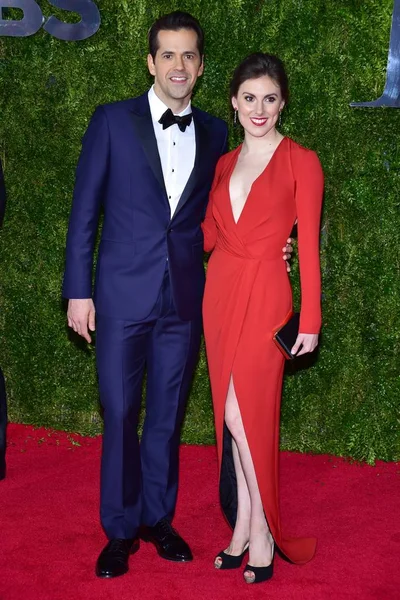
0, 0, 399, 463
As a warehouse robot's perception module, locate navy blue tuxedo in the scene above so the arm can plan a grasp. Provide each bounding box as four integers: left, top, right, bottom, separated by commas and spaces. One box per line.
63, 94, 228, 321
63, 93, 228, 538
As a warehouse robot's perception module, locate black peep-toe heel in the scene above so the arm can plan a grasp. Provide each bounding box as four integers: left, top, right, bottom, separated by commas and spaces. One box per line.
243, 556, 274, 583
214, 545, 248, 570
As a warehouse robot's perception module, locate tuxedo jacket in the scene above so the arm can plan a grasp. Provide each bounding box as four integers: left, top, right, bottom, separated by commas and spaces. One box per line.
63, 93, 228, 321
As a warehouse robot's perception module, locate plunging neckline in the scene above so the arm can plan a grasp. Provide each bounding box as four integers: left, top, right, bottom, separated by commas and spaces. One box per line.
228, 136, 287, 226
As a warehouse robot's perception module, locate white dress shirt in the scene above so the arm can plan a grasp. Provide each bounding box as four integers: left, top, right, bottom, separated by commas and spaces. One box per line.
148, 85, 196, 218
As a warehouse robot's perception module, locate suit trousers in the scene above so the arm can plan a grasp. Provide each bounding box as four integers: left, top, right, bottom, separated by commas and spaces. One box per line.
96, 268, 202, 539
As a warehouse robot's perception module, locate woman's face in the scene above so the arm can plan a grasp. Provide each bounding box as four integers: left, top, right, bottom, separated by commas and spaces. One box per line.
232, 75, 285, 138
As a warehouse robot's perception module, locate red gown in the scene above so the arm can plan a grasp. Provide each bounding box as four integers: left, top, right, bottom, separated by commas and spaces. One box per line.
202, 137, 324, 564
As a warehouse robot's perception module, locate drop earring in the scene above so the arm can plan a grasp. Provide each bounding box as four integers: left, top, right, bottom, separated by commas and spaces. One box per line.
234, 109, 238, 126
278, 111, 282, 128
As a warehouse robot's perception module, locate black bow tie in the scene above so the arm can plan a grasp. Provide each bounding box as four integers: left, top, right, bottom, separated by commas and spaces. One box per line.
159, 108, 193, 132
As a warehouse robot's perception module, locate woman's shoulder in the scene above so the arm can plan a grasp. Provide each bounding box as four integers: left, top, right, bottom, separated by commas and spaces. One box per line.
285, 137, 322, 171
286, 137, 316, 156
285, 137, 318, 157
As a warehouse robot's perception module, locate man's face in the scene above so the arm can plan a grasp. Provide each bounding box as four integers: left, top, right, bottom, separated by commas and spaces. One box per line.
147, 28, 204, 108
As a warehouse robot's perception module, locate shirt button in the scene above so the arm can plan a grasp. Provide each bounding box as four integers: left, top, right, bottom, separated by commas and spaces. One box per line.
168, 195, 171, 199
172, 169, 175, 173
173, 142, 176, 146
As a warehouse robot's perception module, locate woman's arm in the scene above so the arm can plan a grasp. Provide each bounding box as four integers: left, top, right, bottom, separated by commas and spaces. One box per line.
291, 148, 324, 354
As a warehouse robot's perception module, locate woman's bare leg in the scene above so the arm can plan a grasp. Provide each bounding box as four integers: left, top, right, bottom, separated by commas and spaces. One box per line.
224, 377, 274, 581
215, 436, 250, 566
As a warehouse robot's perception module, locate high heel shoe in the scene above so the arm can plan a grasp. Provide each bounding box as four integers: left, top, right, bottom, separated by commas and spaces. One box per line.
243, 557, 274, 583
214, 545, 248, 570
243, 543, 275, 584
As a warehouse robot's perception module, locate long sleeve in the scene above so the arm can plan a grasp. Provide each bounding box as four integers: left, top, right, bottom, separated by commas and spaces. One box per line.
292, 148, 324, 333
63, 106, 110, 299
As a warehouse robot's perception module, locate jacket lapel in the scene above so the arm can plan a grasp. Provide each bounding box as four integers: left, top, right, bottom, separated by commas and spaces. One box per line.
172, 108, 210, 219
129, 94, 168, 200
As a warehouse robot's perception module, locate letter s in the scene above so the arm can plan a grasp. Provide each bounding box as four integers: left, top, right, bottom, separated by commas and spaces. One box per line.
43, 0, 100, 42
0, 0, 42, 37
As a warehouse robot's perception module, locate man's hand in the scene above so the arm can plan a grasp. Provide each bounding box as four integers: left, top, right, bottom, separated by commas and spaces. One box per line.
282, 237, 294, 272
291, 333, 319, 357
67, 299, 96, 343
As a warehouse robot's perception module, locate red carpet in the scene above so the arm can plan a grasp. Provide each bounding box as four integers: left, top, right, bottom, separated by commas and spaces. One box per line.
0, 424, 398, 600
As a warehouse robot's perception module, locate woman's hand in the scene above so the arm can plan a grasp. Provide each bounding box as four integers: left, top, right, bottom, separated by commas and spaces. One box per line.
291, 333, 319, 357
282, 237, 294, 272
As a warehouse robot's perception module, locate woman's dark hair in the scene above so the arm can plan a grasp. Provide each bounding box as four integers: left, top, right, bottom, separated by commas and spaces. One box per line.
230, 53, 289, 103
148, 11, 204, 59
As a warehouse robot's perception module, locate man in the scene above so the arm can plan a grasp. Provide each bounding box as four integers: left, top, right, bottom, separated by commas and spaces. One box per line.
0, 158, 6, 481
64, 11, 292, 578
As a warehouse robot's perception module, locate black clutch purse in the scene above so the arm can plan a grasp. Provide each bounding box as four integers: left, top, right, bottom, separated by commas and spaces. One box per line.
273, 312, 300, 360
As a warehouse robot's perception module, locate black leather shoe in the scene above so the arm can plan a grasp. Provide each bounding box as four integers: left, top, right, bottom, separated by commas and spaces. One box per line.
141, 518, 193, 562
95, 538, 139, 578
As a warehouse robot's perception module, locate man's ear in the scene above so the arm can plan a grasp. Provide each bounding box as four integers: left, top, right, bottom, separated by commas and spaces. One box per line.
198, 55, 205, 77
147, 53, 156, 76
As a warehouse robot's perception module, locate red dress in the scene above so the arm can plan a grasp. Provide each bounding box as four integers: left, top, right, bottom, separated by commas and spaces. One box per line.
202, 137, 324, 564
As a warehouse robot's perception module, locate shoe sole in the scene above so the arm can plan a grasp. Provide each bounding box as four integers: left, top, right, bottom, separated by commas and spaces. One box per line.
157, 550, 193, 562
96, 568, 128, 579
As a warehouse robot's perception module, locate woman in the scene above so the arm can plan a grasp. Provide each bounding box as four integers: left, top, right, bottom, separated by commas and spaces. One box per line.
202, 53, 323, 584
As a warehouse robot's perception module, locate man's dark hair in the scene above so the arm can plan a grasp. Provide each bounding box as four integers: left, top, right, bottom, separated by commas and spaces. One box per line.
230, 53, 289, 103
148, 11, 204, 59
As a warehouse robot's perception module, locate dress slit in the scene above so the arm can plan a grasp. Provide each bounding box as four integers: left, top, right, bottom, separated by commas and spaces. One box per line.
219, 369, 280, 552
217, 360, 315, 564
